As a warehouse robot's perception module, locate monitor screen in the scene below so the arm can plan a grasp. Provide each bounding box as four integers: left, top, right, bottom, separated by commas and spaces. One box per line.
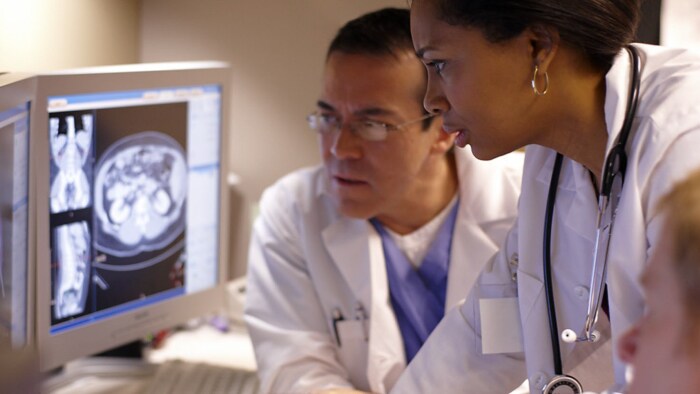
34, 63, 230, 371
0, 74, 35, 351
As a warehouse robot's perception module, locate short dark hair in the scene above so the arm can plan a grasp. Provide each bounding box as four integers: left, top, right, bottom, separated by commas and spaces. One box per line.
424, 0, 640, 71
327, 7, 433, 128
327, 8, 414, 60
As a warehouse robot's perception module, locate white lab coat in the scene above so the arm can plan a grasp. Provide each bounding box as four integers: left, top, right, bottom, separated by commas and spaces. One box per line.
391, 44, 700, 394
244, 147, 523, 394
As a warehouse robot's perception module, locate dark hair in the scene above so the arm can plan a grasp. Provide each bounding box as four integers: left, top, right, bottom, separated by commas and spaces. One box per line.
427, 0, 640, 71
327, 8, 415, 60
328, 7, 433, 127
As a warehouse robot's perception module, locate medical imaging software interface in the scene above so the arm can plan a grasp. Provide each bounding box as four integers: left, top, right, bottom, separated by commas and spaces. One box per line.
0, 103, 30, 349
47, 85, 221, 334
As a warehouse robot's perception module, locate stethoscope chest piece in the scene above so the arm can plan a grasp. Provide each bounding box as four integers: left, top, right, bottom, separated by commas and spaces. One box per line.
542, 375, 583, 394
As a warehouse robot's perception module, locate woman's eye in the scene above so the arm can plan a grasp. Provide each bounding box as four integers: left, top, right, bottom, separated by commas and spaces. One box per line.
427, 60, 446, 75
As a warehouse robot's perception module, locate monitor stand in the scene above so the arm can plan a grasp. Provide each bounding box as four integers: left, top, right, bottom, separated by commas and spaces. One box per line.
94, 340, 143, 359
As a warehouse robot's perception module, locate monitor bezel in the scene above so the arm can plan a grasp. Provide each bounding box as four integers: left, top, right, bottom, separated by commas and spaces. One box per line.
0, 73, 37, 352
33, 62, 231, 372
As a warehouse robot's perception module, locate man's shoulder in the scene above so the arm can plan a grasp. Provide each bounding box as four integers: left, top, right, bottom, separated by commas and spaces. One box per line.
454, 148, 524, 189
263, 165, 325, 198
258, 164, 331, 215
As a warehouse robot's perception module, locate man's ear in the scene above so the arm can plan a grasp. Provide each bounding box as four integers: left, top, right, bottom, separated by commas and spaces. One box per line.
430, 116, 455, 154
525, 24, 560, 73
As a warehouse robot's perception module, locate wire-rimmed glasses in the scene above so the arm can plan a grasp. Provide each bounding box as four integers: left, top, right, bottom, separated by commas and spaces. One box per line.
306, 112, 437, 141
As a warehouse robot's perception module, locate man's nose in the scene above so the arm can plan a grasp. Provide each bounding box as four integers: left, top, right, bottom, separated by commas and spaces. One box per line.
329, 126, 362, 160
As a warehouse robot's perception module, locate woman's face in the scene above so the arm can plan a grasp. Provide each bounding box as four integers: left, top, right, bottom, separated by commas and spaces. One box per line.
410, 0, 546, 160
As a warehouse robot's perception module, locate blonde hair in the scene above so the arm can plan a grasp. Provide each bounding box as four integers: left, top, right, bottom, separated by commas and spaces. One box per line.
658, 168, 700, 331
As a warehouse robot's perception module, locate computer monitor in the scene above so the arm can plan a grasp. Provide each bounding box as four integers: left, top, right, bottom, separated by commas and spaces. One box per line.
33, 62, 231, 371
0, 73, 35, 351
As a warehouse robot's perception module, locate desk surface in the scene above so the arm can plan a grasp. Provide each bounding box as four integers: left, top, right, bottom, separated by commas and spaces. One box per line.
144, 323, 256, 371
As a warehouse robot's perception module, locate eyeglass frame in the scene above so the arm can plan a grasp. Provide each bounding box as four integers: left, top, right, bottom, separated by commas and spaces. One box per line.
306, 111, 437, 142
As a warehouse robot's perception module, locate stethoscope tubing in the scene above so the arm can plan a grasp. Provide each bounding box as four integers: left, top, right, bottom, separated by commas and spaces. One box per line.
543, 152, 565, 374
542, 44, 641, 379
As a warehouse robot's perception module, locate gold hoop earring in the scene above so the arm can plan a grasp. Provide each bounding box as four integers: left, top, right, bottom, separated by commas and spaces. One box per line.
532, 65, 549, 96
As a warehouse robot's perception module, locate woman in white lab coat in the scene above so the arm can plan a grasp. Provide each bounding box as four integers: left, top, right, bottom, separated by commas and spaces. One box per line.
393, 1, 700, 393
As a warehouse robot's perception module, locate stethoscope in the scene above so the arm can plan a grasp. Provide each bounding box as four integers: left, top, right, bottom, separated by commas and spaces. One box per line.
541, 45, 641, 394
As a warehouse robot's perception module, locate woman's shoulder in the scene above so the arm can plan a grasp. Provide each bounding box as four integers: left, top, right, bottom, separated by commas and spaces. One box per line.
636, 44, 700, 121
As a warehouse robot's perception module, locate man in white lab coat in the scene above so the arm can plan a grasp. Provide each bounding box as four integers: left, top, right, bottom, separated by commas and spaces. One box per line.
243, 8, 523, 394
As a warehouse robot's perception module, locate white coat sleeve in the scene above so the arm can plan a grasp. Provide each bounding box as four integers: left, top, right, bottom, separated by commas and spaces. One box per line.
390, 221, 527, 394
244, 183, 353, 393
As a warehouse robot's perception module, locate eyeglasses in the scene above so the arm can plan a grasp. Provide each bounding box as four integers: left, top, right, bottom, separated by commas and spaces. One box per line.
306, 112, 437, 142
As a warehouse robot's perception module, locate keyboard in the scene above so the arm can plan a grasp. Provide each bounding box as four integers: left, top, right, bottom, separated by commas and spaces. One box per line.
146, 360, 259, 394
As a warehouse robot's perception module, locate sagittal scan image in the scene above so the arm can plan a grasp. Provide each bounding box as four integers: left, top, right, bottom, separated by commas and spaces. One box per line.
94, 132, 187, 257
53, 221, 91, 319
50, 114, 93, 214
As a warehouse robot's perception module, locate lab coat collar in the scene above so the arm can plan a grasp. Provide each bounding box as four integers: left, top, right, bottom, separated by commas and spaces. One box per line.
604, 46, 635, 156
454, 148, 515, 224
320, 147, 497, 308
533, 147, 578, 192
531, 149, 598, 243
445, 149, 504, 307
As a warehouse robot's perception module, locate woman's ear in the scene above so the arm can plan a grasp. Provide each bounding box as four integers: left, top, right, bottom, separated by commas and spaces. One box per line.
526, 24, 560, 73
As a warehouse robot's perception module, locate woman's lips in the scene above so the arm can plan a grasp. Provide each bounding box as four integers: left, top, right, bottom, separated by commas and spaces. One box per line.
454, 130, 468, 148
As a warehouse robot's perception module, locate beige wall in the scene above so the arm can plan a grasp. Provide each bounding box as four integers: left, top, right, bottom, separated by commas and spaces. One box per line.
140, 0, 407, 277
1, 0, 410, 278
0, 0, 139, 72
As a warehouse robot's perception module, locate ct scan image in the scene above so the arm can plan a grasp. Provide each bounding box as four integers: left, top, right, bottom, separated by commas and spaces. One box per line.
49, 102, 188, 325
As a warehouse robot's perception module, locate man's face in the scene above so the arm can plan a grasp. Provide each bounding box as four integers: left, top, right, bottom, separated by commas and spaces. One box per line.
619, 224, 700, 393
317, 51, 446, 221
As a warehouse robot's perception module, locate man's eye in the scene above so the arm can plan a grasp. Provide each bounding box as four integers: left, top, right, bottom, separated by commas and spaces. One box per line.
362, 120, 384, 128
320, 114, 340, 125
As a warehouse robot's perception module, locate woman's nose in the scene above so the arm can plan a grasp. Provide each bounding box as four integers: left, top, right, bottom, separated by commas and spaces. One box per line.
423, 76, 449, 115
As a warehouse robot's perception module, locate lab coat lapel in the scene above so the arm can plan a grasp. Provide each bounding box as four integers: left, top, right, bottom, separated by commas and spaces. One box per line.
446, 217, 497, 309
560, 47, 634, 245
445, 149, 509, 308
322, 217, 372, 312
563, 161, 598, 243
322, 218, 404, 393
